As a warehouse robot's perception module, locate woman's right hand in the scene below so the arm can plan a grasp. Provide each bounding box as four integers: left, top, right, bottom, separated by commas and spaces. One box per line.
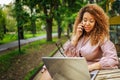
71, 23, 84, 46
76, 23, 84, 39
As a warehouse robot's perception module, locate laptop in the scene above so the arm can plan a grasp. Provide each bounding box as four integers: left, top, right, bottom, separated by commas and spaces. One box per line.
42, 57, 99, 80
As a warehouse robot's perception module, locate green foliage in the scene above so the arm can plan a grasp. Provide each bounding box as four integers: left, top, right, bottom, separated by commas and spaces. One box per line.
112, 0, 120, 15
1, 0, 114, 41
2, 3, 17, 32
59, 0, 88, 29
97, 0, 107, 11
0, 8, 6, 40
15, 0, 24, 26
6, 17, 17, 32
0, 33, 44, 44
0, 33, 17, 44
107, 0, 120, 17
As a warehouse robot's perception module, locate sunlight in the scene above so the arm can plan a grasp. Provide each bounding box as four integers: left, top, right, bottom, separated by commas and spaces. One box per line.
0, 0, 14, 6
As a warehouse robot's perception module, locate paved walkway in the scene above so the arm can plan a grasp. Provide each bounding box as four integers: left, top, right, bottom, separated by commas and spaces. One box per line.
0, 33, 63, 80
0, 33, 57, 52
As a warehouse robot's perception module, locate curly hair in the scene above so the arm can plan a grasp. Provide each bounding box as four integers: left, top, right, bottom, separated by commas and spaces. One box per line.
72, 4, 110, 45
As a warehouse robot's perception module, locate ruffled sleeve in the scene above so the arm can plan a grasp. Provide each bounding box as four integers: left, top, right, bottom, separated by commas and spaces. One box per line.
63, 40, 78, 57
99, 39, 119, 69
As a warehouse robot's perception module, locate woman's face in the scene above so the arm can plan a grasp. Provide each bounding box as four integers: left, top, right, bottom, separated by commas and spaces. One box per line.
82, 12, 95, 33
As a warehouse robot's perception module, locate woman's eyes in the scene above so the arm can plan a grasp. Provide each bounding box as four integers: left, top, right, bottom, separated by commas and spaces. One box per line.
90, 20, 95, 23
83, 19, 95, 23
83, 19, 87, 22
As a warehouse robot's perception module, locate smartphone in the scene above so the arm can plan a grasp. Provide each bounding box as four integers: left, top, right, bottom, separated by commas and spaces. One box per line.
81, 22, 85, 36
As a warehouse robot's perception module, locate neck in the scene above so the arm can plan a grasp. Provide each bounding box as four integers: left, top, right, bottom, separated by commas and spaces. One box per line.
85, 32, 90, 37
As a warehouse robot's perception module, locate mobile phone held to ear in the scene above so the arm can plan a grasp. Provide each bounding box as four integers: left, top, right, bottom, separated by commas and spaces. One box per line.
81, 23, 85, 36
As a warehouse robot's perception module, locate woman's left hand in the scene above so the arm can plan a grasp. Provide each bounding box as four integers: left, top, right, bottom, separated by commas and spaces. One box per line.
88, 62, 101, 71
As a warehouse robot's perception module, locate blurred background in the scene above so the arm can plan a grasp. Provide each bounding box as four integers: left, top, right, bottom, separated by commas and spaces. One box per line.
0, 0, 120, 80
0, 0, 120, 45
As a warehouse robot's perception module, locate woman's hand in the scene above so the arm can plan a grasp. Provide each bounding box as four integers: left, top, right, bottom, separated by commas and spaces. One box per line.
88, 62, 101, 71
71, 23, 84, 46
76, 23, 84, 38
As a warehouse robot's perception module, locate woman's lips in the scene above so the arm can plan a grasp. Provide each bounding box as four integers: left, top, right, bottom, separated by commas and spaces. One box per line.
84, 27, 90, 30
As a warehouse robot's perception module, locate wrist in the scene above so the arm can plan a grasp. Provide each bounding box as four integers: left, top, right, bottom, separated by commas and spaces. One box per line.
71, 37, 78, 46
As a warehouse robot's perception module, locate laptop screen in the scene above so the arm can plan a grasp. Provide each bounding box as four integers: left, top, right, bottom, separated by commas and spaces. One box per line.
42, 57, 95, 80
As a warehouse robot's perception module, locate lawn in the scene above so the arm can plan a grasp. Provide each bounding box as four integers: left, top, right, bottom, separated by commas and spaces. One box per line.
0, 35, 68, 80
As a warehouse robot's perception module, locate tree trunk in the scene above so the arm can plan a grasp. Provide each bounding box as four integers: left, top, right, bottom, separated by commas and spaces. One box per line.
57, 13, 62, 39
58, 26, 62, 39
30, 8, 36, 36
46, 18, 53, 41
3, 24, 7, 34
19, 26, 24, 39
31, 20, 36, 36
67, 23, 72, 39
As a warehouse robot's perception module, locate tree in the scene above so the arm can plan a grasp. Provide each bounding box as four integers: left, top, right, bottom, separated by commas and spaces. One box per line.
37, 0, 88, 40
38, 0, 55, 41
53, 0, 61, 38
4, 4, 17, 33
15, 0, 24, 39
97, 0, 107, 12
61, 0, 88, 37
0, 8, 6, 40
1, 11, 7, 34
112, 0, 120, 15
15, 0, 25, 52
22, 0, 38, 36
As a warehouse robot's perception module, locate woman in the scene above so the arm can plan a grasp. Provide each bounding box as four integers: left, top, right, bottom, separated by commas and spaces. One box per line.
64, 4, 119, 71
40, 4, 119, 80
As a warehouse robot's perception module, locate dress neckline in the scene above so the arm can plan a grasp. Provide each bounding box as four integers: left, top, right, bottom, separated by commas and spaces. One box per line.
81, 36, 90, 46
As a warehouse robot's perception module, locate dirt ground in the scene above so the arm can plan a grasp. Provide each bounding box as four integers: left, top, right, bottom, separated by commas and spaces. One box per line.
0, 43, 57, 80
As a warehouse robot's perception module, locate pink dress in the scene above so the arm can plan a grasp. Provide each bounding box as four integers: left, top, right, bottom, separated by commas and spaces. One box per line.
63, 36, 119, 69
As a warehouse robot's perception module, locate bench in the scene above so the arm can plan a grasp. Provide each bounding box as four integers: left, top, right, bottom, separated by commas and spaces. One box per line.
55, 40, 65, 57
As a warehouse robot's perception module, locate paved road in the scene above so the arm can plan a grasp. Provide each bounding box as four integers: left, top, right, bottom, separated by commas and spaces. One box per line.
0, 33, 57, 52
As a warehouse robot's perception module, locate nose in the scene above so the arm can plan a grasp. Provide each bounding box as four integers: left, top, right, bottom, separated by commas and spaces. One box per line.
86, 21, 90, 26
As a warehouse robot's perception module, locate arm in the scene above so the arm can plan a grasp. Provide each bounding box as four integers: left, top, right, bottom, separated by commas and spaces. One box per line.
99, 39, 119, 69
63, 40, 78, 57
90, 39, 119, 71
88, 39, 119, 71
64, 23, 83, 57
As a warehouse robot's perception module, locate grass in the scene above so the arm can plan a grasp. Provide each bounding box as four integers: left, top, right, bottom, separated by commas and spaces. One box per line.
0, 34, 18, 44
0, 39, 54, 79
0, 50, 22, 73
0, 31, 46, 45
0, 35, 68, 80
24, 63, 44, 80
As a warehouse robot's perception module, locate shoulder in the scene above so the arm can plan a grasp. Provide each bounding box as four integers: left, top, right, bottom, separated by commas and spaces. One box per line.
100, 37, 115, 48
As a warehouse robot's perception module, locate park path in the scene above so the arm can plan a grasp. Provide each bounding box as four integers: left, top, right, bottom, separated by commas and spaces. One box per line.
0, 33, 63, 80
0, 33, 57, 52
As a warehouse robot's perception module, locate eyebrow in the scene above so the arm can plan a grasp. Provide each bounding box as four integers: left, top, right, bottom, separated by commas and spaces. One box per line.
83, 17, 95, 20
